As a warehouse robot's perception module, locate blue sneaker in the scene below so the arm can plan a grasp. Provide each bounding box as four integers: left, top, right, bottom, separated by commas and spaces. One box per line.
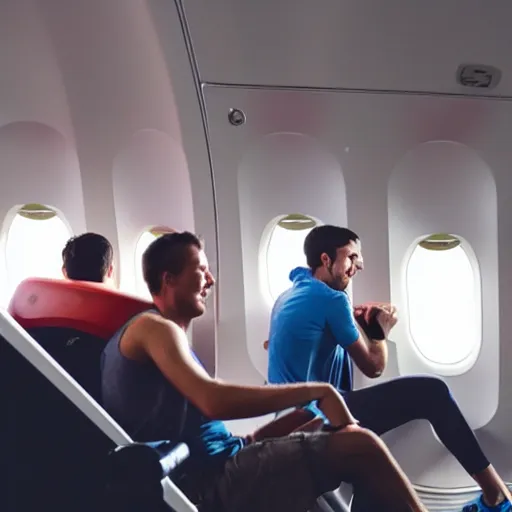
461, 494, 511, 512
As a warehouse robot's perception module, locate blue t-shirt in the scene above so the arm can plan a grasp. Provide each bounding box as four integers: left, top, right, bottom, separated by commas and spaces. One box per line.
268, 267, 360, 399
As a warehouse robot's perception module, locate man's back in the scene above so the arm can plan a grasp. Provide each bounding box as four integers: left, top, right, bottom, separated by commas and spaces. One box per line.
101, 310, 244, 470
268, 267, 360, 393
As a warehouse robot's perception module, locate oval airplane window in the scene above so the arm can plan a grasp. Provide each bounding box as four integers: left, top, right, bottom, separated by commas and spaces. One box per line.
4, 203, 71, 301
406, 233, 481, 365
265, 214, 317, 301
134, 226, 175, 299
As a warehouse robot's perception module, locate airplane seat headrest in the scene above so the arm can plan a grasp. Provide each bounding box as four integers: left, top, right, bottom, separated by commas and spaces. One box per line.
8, 277, 153, 401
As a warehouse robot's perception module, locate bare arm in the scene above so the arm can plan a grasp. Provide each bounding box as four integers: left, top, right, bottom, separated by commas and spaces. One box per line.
346, 335, 388, 378
326, 294, 388, 379
348, 304, 398, 378
250, 409, 320, 442
124, 313, 355, 425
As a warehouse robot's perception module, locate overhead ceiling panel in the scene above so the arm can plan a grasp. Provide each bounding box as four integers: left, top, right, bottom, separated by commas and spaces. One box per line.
182, 0, 512, 96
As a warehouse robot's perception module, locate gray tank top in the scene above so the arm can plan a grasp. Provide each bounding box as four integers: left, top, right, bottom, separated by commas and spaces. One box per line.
100, 309, 244, 469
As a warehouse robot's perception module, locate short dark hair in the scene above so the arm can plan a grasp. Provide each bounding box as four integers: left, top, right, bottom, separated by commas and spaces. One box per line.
142, 231, 203, 295
62, 233, 114, 283
304, 225, 359, 271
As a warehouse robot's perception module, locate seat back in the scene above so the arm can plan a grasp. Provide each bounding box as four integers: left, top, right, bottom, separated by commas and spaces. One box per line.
1, 310, 123, 512
8, 277, 153, 401
2, 280, 197, 512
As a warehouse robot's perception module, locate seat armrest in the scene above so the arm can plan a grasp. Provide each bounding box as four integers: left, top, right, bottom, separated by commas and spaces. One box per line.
145, 441, 190, 479
105, 441, 191, 511
108, 441, 190, 482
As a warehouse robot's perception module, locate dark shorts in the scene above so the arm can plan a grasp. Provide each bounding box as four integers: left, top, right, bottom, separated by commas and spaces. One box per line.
178, 432, 340, 512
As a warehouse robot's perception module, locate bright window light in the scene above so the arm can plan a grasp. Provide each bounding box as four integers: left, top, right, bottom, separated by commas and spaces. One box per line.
3, 210, 71, 305
134, 230, 157, 300
266, 217, 315, 301
406, 240, 480, 365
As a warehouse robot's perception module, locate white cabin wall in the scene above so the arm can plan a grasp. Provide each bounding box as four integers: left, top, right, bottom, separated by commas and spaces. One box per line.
0, 0, 86, 304
38, 0, 217, 372
145, 0, 220, 373
0, 0, 85, 229
112, 129, 194, 293
39, 0, 181, 284
202, 84, 512, 485
182, 0, 512, 484
388, 140, 498, 429
0, 0, 218, 372
238, 132, 347, 378
205, 89, 349, 382
0, 0, 76, 135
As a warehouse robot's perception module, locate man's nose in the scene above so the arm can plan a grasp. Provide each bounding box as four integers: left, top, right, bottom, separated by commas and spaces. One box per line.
349, 263, 362, 277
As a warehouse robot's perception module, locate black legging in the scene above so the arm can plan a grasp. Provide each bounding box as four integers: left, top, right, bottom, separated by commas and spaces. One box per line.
344, 375, 489, 475
345, 376, 490, 511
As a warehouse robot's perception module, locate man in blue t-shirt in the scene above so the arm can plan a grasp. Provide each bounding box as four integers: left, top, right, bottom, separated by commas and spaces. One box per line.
101, 231, 429, 512
267, 225, 511, 512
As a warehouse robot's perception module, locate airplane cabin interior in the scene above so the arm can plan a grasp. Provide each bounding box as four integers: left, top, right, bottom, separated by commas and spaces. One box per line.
1, 1, 511, 511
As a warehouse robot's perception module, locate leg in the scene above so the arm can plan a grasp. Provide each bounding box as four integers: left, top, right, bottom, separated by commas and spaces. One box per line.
319, 426, 428, 512
344, 376, 511, 508
188, 426, 427, 512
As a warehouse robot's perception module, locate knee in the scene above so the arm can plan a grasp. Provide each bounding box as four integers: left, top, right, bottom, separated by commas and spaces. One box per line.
421, 376, 452, 401
326, 427, 391, 482
336, 425, 387, 456
357, 427, 386, 452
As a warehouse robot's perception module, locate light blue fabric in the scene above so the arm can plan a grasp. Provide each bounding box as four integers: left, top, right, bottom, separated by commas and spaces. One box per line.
267, 267, 360, 399
457, 495, 511, 512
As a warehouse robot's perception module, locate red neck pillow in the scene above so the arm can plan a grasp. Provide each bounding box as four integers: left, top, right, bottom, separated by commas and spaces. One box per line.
8, 277, 153, 340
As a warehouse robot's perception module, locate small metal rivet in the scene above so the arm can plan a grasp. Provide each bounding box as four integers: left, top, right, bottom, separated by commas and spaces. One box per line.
228, 108, 246, 126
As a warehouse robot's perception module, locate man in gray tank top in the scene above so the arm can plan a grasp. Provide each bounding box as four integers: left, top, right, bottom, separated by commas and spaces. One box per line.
101, 231, 429, 512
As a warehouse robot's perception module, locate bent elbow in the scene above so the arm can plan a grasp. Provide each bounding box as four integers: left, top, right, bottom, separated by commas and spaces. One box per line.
195, 387, 227, 420
364, 361, 385, 379
200, 405, 220, 420
197, 397, 221, 420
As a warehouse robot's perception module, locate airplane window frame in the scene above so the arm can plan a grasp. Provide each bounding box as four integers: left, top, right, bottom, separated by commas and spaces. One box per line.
134, 226, 175, 300
260, 214, 319, 305
1, 203, 72, 306
404, 233, 482, 374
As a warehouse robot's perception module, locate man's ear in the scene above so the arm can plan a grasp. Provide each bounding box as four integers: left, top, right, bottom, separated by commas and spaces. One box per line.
62, 266, 67, 279
319, 252, 331, 267
107, 264, 114, 278
162, 271, 176, 287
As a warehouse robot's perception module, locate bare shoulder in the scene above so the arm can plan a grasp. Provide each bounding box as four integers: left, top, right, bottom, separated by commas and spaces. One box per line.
122, 311, 183, 360
131, 310, 174, 331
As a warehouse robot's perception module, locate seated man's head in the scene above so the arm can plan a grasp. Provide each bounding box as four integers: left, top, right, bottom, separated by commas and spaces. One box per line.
142, 231, 215, 322
62, 233, 115, 285
304, 225, 363, 291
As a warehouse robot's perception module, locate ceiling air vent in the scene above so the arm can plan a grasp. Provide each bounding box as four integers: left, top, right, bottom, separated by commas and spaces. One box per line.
456, 64, 501, 89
